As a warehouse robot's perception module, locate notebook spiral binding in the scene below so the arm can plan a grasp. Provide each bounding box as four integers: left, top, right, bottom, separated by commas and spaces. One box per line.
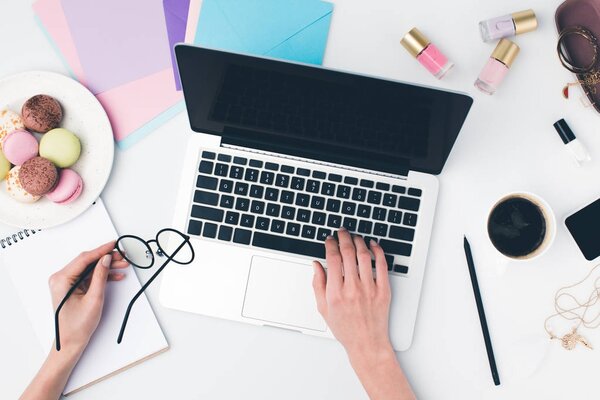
0, 229, 40, 249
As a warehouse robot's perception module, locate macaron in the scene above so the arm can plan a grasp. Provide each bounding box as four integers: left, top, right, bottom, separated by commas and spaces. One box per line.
39, 128, 81, 168
19, 157, 58, 196
21, 94, 63, 133
0, 109, 25, 148
0, 150, 10, 181
46, 169, 83, 205
2, 129, 39, 166
6, 166, 41, 203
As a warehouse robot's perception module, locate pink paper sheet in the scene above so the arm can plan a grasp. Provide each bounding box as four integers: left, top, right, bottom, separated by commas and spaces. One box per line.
33, 0, 183, 143
184, 0, 202, 43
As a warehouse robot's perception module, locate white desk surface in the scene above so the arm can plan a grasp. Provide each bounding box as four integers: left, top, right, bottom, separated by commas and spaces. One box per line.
1, 0, 599, 399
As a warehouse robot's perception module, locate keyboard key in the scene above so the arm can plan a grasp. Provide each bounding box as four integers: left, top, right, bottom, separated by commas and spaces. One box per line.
235, 182, 249, 196
196, 175, 218, 190
202, 151, 216, 160
291, 177, 305, 191
336, 185, 351, 199
398, 197, 420, 212
225, 211, 239, 225
302, 225, 317, 239
235, 198, 250, 212
187, 220, 202, 236
203, 223, 218, 238
390, 226, 415, 242
233, 228, 252, 244
219, 180, 233, 193
265, 187, 279, 201
229, 166, 244, 179
379, 239, 412, 256
383, 193, 397, 207
312, 211, 326, 225
233, 156, 247, 165
271, 219, 285, 233
249, 159, 263, 168
249, 185, 264, 199
408, 188, 422, 197
240, 214, 255, 227
341, 202, 356, 215
199, 160, 214, 174
388, 210, 403, 224
317, 228, 331, 241
373, 207, 387, 221
321, 182, 336, 196
327, 214, 342, 228
328, 173, 342, 182
344, 176, 358, 185
265, 162, 279, 171
244, 168, 259, 182
393, 265, 409, 274
282, 206, 296, 220
191, 205, 224, 222
252, 232, 326, 259
343, 217, 357, 231
297, 209, 311, 223
367, 191, 382, 204
307, 180, 320, 193
217, 154, 231, 162
376, 182, 390, 191
194, 190, 218, 206
218, 225, 233, 241
360, 179, 374, 188
392, 185, 406, 194
312, 170, 326, 179
311, 196, 325, 210
295, 193, 310, 207
251, 200, 265, 214
215, 163, 229, 176
220, 195, 234, 209
385, 255, 395, 270
275, 174, 290, 188
404, 213, 418, 227
357, 204, 371, 218
297, 168, 310, 176
358, 220, 372, 234
326, 199, 341, 213
256, 217, 270, 231
286, 223, 301, 236
260, 171, 274, 185
352, 188, 366, 201
374, 223, 388, 237
266, 203, 281, 217
281, 165, 295, 173
280, 190, 295, 204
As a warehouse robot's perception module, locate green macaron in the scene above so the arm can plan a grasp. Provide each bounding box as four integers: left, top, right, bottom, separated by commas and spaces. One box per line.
0, 149, 10, 181
39, 128, 81, 168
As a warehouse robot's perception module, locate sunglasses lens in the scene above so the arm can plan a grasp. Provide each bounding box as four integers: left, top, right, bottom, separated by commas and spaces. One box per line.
117, 236, 153, 268
156, 229, 194, 265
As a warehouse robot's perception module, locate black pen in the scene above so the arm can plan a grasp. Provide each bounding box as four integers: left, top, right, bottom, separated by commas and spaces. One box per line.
463, 236, 500, 386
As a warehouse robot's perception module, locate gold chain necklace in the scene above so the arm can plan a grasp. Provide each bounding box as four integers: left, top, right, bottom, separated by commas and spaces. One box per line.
544, 264, 600, 350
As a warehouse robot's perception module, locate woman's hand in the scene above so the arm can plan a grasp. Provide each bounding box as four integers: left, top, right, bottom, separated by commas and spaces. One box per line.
312, 228, 416, 400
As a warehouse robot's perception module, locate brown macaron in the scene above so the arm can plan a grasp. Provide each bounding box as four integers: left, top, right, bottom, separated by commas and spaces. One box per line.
21, 95, 63, 133
19, 157, 58, 196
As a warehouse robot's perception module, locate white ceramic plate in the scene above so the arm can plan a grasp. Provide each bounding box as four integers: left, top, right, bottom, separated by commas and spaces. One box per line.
0, 71, 114, 229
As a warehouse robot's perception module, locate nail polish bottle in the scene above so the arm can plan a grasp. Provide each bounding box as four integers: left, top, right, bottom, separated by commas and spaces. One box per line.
400, 28, 454, 80
479, 9, 537, 42
474, 39, 520, 95
553, 119, 592, 166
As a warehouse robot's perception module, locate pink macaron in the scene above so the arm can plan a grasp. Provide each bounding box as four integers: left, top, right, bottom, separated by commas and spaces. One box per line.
46, 169, 83, 205
2, 129, 38, 165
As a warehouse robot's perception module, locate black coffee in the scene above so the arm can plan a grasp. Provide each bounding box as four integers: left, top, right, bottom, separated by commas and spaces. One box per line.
487, 197, 547, 258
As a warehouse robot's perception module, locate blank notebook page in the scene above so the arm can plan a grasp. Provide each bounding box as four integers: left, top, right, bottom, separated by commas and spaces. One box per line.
0, 199, 168, 395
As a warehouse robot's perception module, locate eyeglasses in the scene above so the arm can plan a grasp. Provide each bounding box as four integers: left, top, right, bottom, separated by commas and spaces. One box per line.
54, 228, 195, 351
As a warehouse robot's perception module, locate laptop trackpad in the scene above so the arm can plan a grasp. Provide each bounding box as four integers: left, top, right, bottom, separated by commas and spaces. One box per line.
242, 256, 327, 332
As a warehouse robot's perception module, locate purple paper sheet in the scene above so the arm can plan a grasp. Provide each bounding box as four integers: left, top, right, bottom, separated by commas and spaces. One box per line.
163, 0, 189, 90
61, 0, 172, 95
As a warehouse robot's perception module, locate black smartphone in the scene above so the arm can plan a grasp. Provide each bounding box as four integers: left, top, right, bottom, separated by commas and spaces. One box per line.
566, 197, 600, 261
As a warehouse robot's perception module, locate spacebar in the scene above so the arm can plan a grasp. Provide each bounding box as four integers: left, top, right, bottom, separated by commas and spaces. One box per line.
252, 233, 326, 259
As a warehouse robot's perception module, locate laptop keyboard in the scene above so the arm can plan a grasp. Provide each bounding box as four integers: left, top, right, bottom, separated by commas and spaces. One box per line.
187, 150, 422, 275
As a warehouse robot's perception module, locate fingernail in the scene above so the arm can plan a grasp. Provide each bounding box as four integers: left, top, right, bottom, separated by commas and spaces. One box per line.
102, 254, 113, 268
326, 235, 334, 240
370, 239, 378, 247
339, 227, 347, 232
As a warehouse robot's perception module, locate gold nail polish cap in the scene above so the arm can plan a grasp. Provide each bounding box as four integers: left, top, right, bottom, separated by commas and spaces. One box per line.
512, 9, 537, 35
491, 39, 520, 67
400, 28, 430, 58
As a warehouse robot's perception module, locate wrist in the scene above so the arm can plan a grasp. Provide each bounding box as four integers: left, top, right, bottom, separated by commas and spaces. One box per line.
347, 342, 398, 373
47, 341, 85, 370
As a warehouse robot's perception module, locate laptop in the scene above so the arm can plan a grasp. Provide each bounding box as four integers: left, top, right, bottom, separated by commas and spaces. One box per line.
159, 45, 472, 351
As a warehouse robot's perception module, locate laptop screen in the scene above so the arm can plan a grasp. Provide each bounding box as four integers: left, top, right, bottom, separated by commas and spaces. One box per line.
176, 45, 472, 175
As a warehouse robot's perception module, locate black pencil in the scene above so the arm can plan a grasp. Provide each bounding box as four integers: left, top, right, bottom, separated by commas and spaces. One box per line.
463, 236, 500, 386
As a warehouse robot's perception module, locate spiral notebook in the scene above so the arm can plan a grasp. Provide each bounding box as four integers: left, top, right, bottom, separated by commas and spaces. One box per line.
0, 199, 168, 395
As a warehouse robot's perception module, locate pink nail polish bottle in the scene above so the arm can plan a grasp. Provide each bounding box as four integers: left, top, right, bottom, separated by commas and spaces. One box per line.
400, 28, 454, 79
475, 39, 520, 95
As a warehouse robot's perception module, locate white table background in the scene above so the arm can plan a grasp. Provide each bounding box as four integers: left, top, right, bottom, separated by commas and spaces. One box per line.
2, 0, 600, 399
